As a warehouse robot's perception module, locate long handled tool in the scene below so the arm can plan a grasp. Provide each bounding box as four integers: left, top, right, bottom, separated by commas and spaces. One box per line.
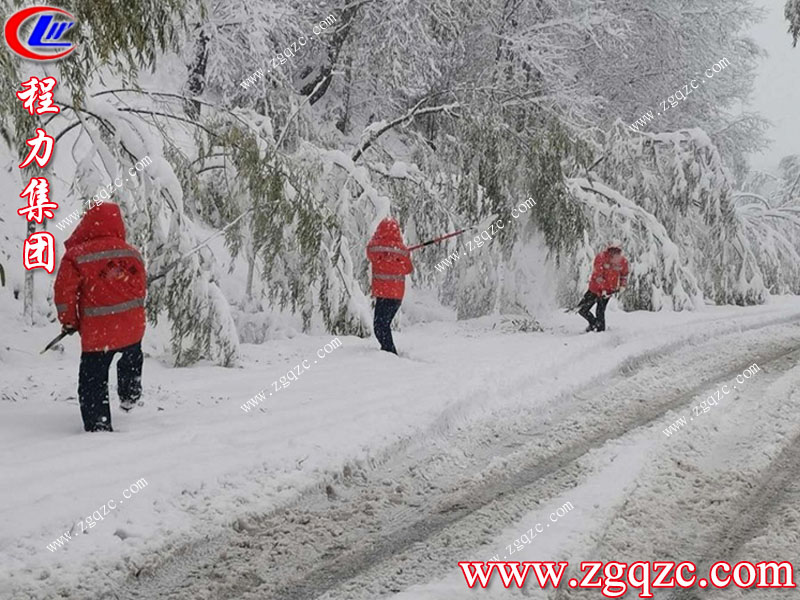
407, 213, 499, 251
407, 229, 468, 251
40, 329, 76, 354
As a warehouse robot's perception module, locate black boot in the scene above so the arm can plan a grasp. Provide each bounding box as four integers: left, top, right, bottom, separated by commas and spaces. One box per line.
118, 343, 143, 412
87, 422, 114, 432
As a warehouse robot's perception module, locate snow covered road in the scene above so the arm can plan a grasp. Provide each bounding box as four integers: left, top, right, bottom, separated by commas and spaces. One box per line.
4, 299, 800, 599
152, 318, 800, 600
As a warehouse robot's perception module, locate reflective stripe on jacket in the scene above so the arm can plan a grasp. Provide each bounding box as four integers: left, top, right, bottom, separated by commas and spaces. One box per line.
366, 218, 413, 300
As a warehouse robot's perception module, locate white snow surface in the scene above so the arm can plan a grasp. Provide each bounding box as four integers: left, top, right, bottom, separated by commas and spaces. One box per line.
3, 297, 800, 599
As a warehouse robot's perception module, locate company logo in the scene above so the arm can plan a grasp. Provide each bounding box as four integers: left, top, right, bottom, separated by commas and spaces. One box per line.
4, 6, 76, 61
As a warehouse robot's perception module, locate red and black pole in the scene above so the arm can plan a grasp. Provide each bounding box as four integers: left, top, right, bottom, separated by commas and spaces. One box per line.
407, 228, 470, 251
408, 212, 500, 251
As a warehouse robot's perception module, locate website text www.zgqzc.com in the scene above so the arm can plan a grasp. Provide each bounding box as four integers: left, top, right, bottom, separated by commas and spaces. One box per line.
458, 560, 795, 596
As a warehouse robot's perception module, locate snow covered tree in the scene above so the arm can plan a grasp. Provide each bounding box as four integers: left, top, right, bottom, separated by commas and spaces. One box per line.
1, 0, 188, 326
4, 0, 795, 360
733, 156, 800, 295
1, 0, 248, 365
787, 0, 800, 46
574, 0, 767, 169
589, 123, 769, 308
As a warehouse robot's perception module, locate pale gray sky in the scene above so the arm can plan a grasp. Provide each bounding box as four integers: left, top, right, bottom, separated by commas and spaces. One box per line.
748, 0, 800, 172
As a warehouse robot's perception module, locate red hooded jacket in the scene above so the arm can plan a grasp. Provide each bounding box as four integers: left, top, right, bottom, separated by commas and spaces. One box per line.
366, 218, 413, 300
588, 246, 629, 296
54, 203, 146, 352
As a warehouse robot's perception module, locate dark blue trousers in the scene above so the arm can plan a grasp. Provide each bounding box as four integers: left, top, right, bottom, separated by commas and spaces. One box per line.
78, 342, 142, 431
374, 298, 401, 354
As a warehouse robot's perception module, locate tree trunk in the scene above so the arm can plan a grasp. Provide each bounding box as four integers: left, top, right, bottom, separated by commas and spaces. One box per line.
184, 24, 210, 119
336, 53, 353, 133
23, 220, 35, 325
245, 246, 256, 300
493, 259, 505, 314
299, 3, 363, 105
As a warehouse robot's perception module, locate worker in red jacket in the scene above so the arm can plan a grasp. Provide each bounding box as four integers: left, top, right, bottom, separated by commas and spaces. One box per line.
366, 217, 413, 354
578, 242, 629, 332
54, 202, 146, 432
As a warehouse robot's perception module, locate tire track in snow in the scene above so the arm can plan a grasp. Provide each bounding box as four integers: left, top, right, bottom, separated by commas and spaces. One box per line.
555, 346, 800, 600
108, 319, 800, 600
302, 336, 800, 600
666, 368, 800, 600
